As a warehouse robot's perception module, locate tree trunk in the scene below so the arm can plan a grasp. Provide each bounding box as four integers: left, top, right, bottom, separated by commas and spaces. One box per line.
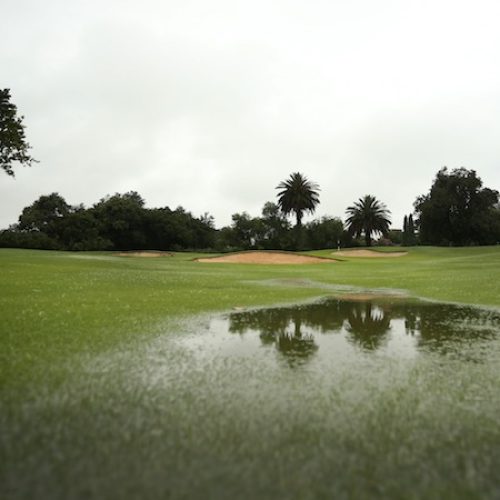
295, 210, 303, 228
365, 232, 372, 247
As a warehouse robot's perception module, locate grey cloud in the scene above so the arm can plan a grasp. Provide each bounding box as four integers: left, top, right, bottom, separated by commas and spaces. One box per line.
2, 0, 500, 230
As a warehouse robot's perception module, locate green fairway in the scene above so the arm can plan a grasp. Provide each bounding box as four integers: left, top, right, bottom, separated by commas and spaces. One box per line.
2, 247, 500, 499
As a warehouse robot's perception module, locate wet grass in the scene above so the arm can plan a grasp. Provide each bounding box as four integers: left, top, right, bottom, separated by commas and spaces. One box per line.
2, 247, 500, 499
4, 246, 500, 387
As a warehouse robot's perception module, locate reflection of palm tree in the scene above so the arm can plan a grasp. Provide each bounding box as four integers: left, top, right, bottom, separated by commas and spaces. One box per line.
299, 301, 346, 333
345, 302, 391, 350
276, 332, 318, 363
258, 316, 319, 366
226, 298, 500, 363
275, 317, 318, 367
404, 310, 420, 336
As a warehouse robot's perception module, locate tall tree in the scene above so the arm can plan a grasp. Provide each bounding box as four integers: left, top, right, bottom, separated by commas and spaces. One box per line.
402, 214, 417, 246
92, 192, 147, 250
407, 214, 416, 245
0, 89, 37, 176
18, 193, 72, 238
260, 201, 291, 249
414, 167, 500, 245
305, 216, 344, 250
345, 195, 391, 247
276, 172, 320, 227
229, 212, 263, 249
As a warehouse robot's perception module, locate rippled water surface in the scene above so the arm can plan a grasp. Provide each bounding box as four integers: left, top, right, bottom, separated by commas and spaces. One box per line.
3, 297, 500, 499
183, 297, 500, 366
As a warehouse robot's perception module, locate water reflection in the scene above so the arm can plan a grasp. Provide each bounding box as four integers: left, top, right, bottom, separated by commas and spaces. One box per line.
227, 297, 500, 366
345, 302, 391, 351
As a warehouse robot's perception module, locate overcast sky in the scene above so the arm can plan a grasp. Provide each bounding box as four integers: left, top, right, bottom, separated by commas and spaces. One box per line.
2, 0, 500, 230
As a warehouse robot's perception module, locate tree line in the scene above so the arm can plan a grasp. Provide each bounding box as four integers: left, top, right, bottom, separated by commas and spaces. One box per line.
0, 192, 217, 251
2, 89, 500, 250
2, 167, 500, 252
0, 190, 349, 252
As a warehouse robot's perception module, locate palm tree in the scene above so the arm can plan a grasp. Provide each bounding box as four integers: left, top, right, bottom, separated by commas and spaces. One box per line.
276, 172, 320, 227
345, 195, 391, 247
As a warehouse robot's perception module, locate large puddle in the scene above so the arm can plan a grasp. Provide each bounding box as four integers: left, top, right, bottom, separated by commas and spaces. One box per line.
5, 295, 500, 499
181, 296, 500, 368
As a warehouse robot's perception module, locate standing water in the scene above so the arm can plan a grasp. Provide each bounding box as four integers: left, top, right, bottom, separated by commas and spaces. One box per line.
183, 296, 499, 367
3, 296, 500, 499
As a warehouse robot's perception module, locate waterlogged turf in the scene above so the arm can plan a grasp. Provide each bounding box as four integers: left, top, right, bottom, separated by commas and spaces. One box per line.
4, 296, 500, 498
2, 248, 500, 499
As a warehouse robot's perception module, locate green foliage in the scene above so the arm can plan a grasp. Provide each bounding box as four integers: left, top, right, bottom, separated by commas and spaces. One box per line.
216, 202, 292, 251
304, 216, 343, 249
387, 229, 403, 245
401, 214, 417, 246
229, 212, 261, 249
58, 209, 112, 251
144, 207, 209, 251
345, 195, 391, 246
415, 167, 500, 246
17, 192, 71, 238
0, 192, 217, 251
0, 229, 60, 249
92, 192, 147, 250
276, 172, 320, 228
0, 89, 37, 176
260, 202, 292, 249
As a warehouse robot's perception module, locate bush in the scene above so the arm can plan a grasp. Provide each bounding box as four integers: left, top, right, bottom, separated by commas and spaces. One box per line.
0, 230, 60, 250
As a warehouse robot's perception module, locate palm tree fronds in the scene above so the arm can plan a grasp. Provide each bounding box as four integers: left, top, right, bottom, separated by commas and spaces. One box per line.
345, 195, 391, 246
276, 172, 320, 227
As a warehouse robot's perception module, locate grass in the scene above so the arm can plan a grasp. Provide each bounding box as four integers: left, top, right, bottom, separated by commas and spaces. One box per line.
3, 245, 500, 391
2, 247, 500, 499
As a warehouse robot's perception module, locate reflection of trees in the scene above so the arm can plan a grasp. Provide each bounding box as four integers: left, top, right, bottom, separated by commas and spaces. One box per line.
227, 298, 500, 364
345, 302, 391, 351
394, 303, 500, 360
274, 316, 319, 366
228, 299, 392, 364
228, 300, 349, 338
230, 308, 289, 338
231, 311, 319, 366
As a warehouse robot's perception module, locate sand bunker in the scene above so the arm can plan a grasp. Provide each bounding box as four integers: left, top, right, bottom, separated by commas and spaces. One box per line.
196, 251, 337, 265
333, 249, 407, 258
116, 251, 173, 258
